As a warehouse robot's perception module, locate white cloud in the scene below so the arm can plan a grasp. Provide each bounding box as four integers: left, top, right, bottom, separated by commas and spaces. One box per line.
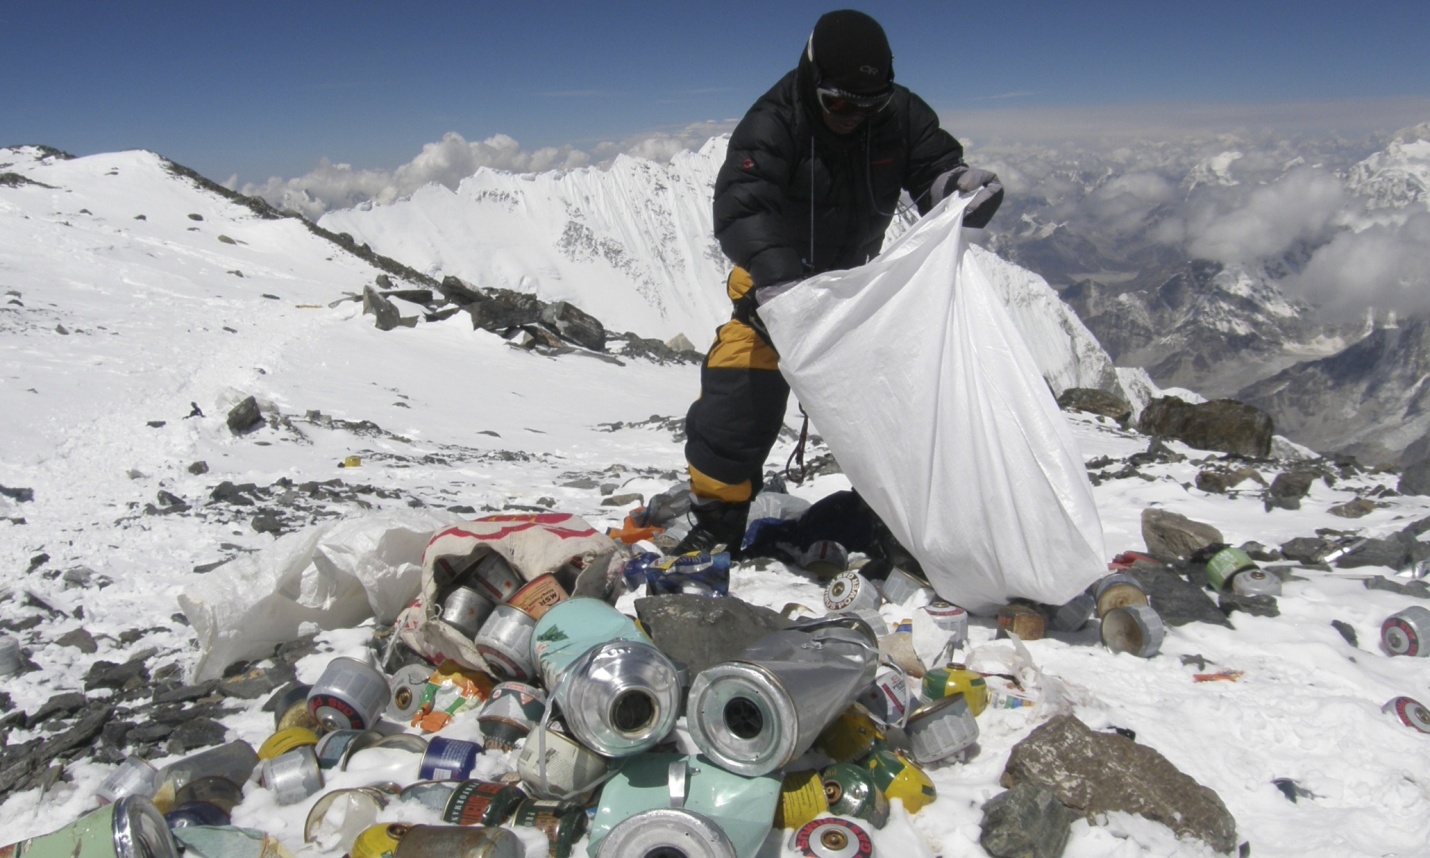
1185, 167, 1345, 265
1284, 211, 1430, 321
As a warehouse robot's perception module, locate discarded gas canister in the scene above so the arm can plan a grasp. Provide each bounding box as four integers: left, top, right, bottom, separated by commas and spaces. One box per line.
1094, 573, 1150, 616
791, 817, 874, 858
96, 756, 159, 805
507, 573, 568, 621
1382, 606, 1430, 657
313, 729, 365, 770
152, 740, 258, 812
821, 763, 889, 829
802, 540, 850, 578
917, 601, 969, 648
906, 693, 979, 764
1230, 568, 1282, 597
1204, 546, 1257, 592
419, 736, 482, 781
878, 566, 933, 606
1044, 592, 1096, 632
477, 681, 546, 750
389, 824, 524, 858
815, 706, 885, 763
258, 726, 320, 761
1383, 696, 1430, 733
351, 823, 405, 858
475, 603, 538, 681
996, 602, 1046, 640
174, 776, 243, 815
686, 622, 879, 777
863, 749, 936, 814
595, 808, 736, 858
0, 796, 178, 857
266, 682, 317, 731
1101, 604, 1165, 657
304, 786, 393, 850
855, 663, 912, 728
470, 551, 524, 603
258, 745, 324, 805
824, 571, 881, 614
774, 770, 829, 830
516, 723, 609, 800
308, 656, 392, 732
441, 586, 496, 638
531, 598, 681, 757
511, 798, 588, 858
162, 800, 229, 829
442, 780, 527, 827
921, 666, 988, 716
387, 662, 435, 724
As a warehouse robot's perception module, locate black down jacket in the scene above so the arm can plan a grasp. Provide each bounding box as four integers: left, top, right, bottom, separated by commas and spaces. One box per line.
713, 51, 966, 292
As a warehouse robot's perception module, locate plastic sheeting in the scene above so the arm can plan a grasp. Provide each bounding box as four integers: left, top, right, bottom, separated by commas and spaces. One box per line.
758, 194, 1106, 614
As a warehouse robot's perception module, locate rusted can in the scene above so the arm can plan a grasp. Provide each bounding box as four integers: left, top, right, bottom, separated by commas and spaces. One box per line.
921, 666, 988, 715
470, 551, 524, 603
1101, 604, 1165, 657
595, 808, 736, 858
824, 571, 881, 614
507, 573, 568, 621
1094, 573, 1149, 616
863, 748, 936, 814
905, 693, 979, 765
307, 656, 392, 732
0, 796, 178, 858
419, 737, 483, 781
441, 586, 496, 638
791, 817, 874, 858
774, 770, 829, 830
442, 780, 527, 827
801, 540, 849, 578
878, 566, 933, 606
1382, 606, 1430, 657
477, 681, 546, 750
387, 662, 434, 724
996, 602, 1046, 640
1383, 696, 1430, 733
258, 726, 320, 761
516, 724, 609, 800
266, 682, 318, 731
815, 705, 885, 763
1230, 568, 1282, 597
475, 603, 538, 681
821, 763, 889, 829
258, 745, 323, 805
1204, 546, 1257, 591
855, 663, 912, 728
391, 824, 525, 858
510, 798, 588, 858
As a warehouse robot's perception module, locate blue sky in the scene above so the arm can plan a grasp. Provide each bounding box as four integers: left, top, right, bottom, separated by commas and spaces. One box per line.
4, 1, 1428, 186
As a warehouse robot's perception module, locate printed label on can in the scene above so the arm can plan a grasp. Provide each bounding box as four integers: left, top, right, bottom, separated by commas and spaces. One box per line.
419, 737, 481, 781
1382, 607, 1430, 657
508, 574, 569, 620
792, 817, 874, 858
1384, 696, 1430, 733
774, 770, 829, 830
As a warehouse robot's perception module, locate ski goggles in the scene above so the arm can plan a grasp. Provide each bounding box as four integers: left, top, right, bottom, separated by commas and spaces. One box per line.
816, 84, 893, 117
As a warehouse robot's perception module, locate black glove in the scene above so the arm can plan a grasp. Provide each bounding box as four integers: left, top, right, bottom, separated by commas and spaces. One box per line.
930, 165, 1004, 228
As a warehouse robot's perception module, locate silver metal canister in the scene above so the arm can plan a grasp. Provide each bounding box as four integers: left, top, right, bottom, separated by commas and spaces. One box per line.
307, 656, 392, 732
686, 622, 879, 777
918, 600, 969, 648
387, 662, 434, 724
1100, 604, 1165, 657
801, 540, 849, 578
878, 566, 933, 606
595, 807, 736, 858
906, 693, 980, 764
477, 681, 546, 750
470, 551, 524, 603
0, 795, 179, 858
475, 603, 538, 681
824, 571, 881, 614
258, 745, 324, 805
516, 723, 610, 800
95, 756, 159, 805
1230, 568, 1282, 597
791, 817, 874, 858
441, 586, 496, 638
1382, 606, 1430, 657
532, 598, 682, 757
1383, 696, 1430, 733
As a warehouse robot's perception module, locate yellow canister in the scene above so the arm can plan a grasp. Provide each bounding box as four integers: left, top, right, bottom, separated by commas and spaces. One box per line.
258, 726, 320, 761
921, 666, 988, 716
773, 769, 828, 830
864, 749, 937, 814
351, 822, 408, 858
814, 705, 885, 763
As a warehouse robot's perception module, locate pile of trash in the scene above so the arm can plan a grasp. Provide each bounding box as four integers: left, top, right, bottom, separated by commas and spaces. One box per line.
7, 489, 1430, 858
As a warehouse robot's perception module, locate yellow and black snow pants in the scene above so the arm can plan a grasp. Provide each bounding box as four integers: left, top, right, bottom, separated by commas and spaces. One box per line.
683, 268, 791, 503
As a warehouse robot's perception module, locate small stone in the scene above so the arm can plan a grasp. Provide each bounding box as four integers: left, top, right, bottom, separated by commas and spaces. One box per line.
55, 628, 97, 654
1218, 591, 1279, 618
1329, 498, 1378, 519
980, 782, 1078, 858
188, 461, 209, 475
1330, 620, 1358, 647
167, 718, 228, 754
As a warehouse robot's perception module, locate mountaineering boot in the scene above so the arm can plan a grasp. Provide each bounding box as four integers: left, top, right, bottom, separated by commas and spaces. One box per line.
672, 500, 751, 556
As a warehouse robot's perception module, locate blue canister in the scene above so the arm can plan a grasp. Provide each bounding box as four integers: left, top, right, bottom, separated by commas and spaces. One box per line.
418, 736, 482, 781
531, 598, 681, 757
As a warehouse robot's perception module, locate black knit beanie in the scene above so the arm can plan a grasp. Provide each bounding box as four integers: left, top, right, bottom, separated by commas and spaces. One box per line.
806, 10, 893, 94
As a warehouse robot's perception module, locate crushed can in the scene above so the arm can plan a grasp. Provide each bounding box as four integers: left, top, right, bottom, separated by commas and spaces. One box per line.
588, 753, 779, 858
400, 781, 462, 814
774, 770, 829, 830
824, 571, 881, 614
313, 728, 365, 770
510, 798, 588, 858
0, 795, 178, 857
1382, 606, 1430, 657
855, 662, 913, 728
1101, 603, 1165, 657
387, 662, 436, 724
1094, 573, 1150, 616
257, 726, 320, 760
531, 598, 681, 757
801, 540, 850, 578
863, 749, 936, 814
1383, 696, 1430, 733
475, 603, 538, 681
921, 666, 988, 715
441, 586, 496, 639
686, 621, 879, 777
442, 780, 527, 827
906, 693, 979, 764
308, 656, 392, 732
791, 817, 874, 858
95, 756, 159, 805
1204, 546, 1257, 591
516, 723, 609, 800
878, 566, 933, 606
477, 681, 546, 750
821, 763, 889, 829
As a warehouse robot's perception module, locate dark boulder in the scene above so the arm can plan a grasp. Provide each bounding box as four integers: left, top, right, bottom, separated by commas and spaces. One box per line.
1138, 397, 1273, 457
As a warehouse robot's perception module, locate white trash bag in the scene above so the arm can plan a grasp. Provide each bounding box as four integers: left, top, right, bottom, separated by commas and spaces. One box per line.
759, 194, 1106, 614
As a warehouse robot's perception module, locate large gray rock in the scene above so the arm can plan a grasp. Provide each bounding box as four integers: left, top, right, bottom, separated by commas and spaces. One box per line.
1264, 470, 1315, 511
1002, 714, 1237, 854
980, 781, 1078, 858
1057, 388, 1132, 426
362, 284, 402, 331
1138, 397, 1273, 457
1141, 508, 1224, 561
1124, 566, 1231, 628
541, 301, 606, 352
1398, 458, 1430, 496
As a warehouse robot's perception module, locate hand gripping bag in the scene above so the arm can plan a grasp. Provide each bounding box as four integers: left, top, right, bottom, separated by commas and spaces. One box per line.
758, 195, 1106, 614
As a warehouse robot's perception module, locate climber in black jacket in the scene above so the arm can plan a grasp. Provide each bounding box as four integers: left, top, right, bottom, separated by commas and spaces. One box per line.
676, 9, 1004, 555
